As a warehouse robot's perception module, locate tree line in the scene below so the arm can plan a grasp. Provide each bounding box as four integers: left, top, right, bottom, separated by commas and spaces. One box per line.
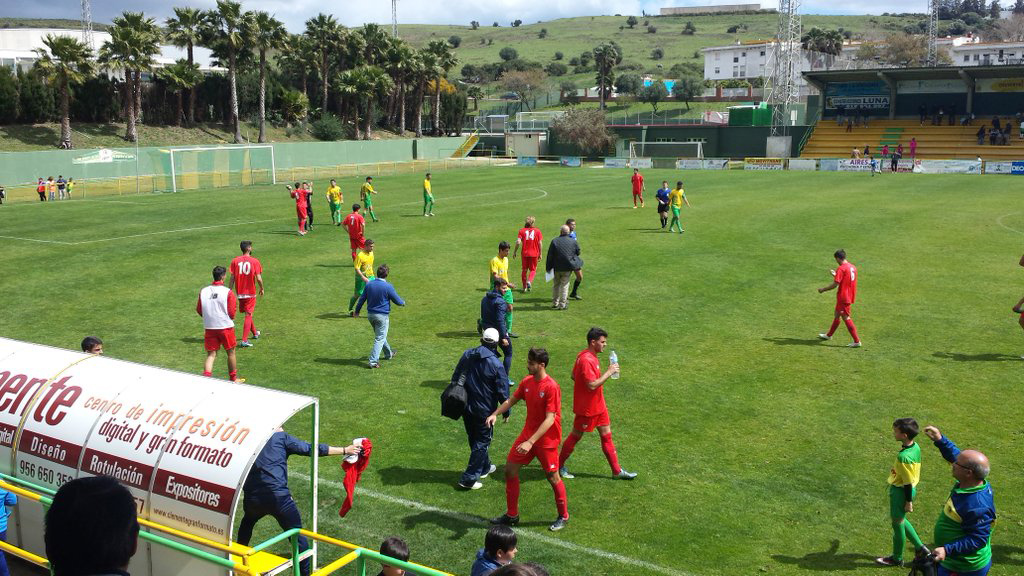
6, 1, 464, 148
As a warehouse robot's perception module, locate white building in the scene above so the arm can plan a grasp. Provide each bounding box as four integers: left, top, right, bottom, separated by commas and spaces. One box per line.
701, 40, 855, 83
0, 28, 222, 75
951, 41, 1024, 65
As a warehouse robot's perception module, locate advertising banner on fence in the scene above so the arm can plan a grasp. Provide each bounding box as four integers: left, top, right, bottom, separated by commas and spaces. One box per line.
676, 159, 704, 170
825, 81, 890, 110
72, 148, 137, 165
0, 337, 318, 576
984, 162, 1016, 174
897, 79, 968, 94
744, 158, 785, 171
628, 158, 653, 169
559, 156, 582, 167
1013, 161, 1024, 175
819, 158, 840, 172
703, 159, 730, 170
788, 159, 817, 171
919, 160, 982, 174
976, 78, 1024, 93
838, 158, 872, 172
517, 156, 537, 166
604, 157, 629, 168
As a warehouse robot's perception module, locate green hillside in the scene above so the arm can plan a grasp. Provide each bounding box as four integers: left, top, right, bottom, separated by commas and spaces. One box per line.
397, 12, 925, 92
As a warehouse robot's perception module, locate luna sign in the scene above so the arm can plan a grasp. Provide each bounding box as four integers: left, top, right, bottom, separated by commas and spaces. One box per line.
0, 337, 318, 576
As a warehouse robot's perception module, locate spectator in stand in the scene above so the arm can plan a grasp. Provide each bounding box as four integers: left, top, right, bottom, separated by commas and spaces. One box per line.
863, 145, 871, 157
977, 125, 987, 145
81, 336, 104, 354
377, 537, 409, 576
948, 102, 956, 126
836, 105, 845, 126
1019, 118, 1023, 141
919, 104, 927, 126
909, 138, 917, 158
862, 108, 869, 128
45, 476, 139, 576
881, 144, 889, 159
846, 117, 854, 133
472, 525, 518, 576
897, 143, 904, 160
990, 127, 999, 146
1002, 122, 1012, 145
852, 148, 861, 158
992, 116, 1001, 131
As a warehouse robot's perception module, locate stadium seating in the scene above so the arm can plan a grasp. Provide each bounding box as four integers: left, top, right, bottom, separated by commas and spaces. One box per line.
801, 118, 1023, 160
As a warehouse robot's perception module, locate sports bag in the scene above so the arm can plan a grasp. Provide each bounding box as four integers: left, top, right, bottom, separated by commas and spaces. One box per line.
440, 372, 467, 420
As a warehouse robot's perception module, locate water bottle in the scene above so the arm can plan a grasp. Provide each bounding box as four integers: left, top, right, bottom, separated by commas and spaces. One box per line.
609, 350, 619, 379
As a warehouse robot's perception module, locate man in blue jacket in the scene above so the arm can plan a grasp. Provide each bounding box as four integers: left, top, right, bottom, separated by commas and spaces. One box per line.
355, 264, 405, 368
922, 425, 996, 576
238, 430, 361, 576
455, 328, 510, 490
480, 278, 513, 378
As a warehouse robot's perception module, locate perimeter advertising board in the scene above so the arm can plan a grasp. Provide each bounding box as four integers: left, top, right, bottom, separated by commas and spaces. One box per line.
0, 338, 317, 576
703, 159, 730, 170
744, 158, 785, 170
824, 81, 890, 110
788, 159, 817, 171
559, 156, 582, 167
676, 159, 704, 170
984, 162, 1016, 174
1013, 161, 1024, 174
628, 158, 653, 169
604, 158, 629, 168
517, 156, 537, 166
919, 160, 982, 174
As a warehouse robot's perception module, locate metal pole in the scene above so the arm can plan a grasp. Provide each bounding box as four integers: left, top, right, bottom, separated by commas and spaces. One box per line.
311, 401, 319, 572
135, 134, 140, 195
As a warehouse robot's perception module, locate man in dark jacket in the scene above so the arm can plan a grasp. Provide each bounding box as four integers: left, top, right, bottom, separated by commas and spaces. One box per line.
546, 225, 583, 310
481, 278, 513, 376
455, 328, 510, 490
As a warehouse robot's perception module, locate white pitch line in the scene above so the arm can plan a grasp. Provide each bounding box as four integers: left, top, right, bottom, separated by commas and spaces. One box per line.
292, 472, 694, 576
996, 212, 1023, 235
68, 218, 280, 245
0, 235, 72, 245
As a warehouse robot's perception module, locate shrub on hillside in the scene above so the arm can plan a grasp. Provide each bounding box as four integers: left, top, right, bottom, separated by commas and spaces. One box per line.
311, 113, 345, 141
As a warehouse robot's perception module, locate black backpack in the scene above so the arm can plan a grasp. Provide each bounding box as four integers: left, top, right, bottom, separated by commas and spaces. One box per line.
440, 371, 467, 420
906, 549, 937, 576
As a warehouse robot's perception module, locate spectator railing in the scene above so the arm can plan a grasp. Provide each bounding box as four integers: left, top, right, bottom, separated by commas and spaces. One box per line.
0, 473, 453, 576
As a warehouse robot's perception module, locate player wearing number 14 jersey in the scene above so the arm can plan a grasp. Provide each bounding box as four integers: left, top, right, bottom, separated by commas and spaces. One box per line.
818, 249, 861, 347
513, 216, 542, 292
230, 241, 264, 348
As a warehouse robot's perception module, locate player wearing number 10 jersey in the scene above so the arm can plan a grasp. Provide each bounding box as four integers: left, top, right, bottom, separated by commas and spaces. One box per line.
513, 216, 542, 292
818, 249, 861, 347
230, 241, 264, 348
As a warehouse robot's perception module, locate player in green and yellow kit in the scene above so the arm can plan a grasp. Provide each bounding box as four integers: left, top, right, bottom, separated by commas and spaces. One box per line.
667, 181, 691, 234
876, 418, 928, 567
489, 241, 517, 338
423, 173, 434, 216
327, 179, 343, 225
349, 239, 375, 314
360, 177, 378, 222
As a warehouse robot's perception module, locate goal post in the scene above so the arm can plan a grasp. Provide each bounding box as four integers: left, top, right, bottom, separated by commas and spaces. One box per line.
628, 141, 704, 160
164, 145, 276, 193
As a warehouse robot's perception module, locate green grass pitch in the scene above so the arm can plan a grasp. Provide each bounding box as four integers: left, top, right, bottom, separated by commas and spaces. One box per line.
1, 167, 1022, 575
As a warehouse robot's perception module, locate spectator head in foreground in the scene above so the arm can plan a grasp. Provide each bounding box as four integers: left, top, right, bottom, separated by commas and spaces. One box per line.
81, 336, 104, 354
378, 536, 409, 576
45, 476, 139, 576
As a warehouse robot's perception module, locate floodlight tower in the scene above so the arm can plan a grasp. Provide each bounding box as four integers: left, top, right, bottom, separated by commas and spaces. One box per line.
768, 0, 802, 137
392, 0, 399, 37
81, 0, 94, 49
926, 0, 939, 66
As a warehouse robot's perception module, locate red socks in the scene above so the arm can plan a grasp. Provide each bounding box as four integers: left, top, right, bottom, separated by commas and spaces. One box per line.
600, 433, 621, 475
844, 317, 860, 343
559, 434, 581, 468
243, 315, 255, 340
553, 480, 568, 519
827, 318, 841, 337
505, 476, 520, 517
202, 371, 212, 377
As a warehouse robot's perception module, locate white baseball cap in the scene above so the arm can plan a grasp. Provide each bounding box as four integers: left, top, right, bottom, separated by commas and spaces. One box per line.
482, 328, 500, 343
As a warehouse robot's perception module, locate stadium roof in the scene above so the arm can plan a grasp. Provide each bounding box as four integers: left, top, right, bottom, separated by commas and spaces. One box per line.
804, 65, 1024, 86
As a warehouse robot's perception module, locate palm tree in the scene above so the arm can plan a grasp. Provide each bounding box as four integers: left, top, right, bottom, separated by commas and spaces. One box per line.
245, 11, 287, 142
100, 14, 159, 142
411, 49, 438, 138
165, 7, 204, 125
202, 0, 247, 143
34, 35, 94, 148
305, 13, 342, 116
350, 65, 393, 140
593, 42, 622, 110
384, 37, 414, 132
426, 40, 457, 136
276, 34, 317, 101
158, 59, 201, 126
356, 23, 389, 66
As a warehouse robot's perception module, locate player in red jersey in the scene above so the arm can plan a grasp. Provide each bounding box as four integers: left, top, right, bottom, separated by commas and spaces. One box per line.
342, 203, 366, 261
197, 266, 241, 381
488, 348, 569, 532
558, 327, 637, 481
818, 249, 861, 347
513, 216, 543, 292
630, 168, 645, 208
287, 183, 307, 236
229, 240, 264, 348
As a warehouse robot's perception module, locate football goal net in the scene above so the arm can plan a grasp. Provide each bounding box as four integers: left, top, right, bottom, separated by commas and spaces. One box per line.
514, 111, 565, 131
161, 145, 276, 193
628, 141, 704, 160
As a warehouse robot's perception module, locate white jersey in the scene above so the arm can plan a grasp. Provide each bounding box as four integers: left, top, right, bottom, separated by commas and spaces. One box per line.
199, 284, 235, 329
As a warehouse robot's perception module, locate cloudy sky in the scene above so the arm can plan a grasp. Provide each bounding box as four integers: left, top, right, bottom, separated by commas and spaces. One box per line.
14, 0, 931, 33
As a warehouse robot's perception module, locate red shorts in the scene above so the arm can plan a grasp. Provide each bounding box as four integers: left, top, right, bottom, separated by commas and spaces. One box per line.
296, 206, 307, 220
573, 411, 611, 433
835, 302, 852, 316
204, 328, 236, 351
238, 296, 256, 313
521, 256, 538, 271
632, 191, 643, 197
349, 236, 365, 252
507, 439, 559, 472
